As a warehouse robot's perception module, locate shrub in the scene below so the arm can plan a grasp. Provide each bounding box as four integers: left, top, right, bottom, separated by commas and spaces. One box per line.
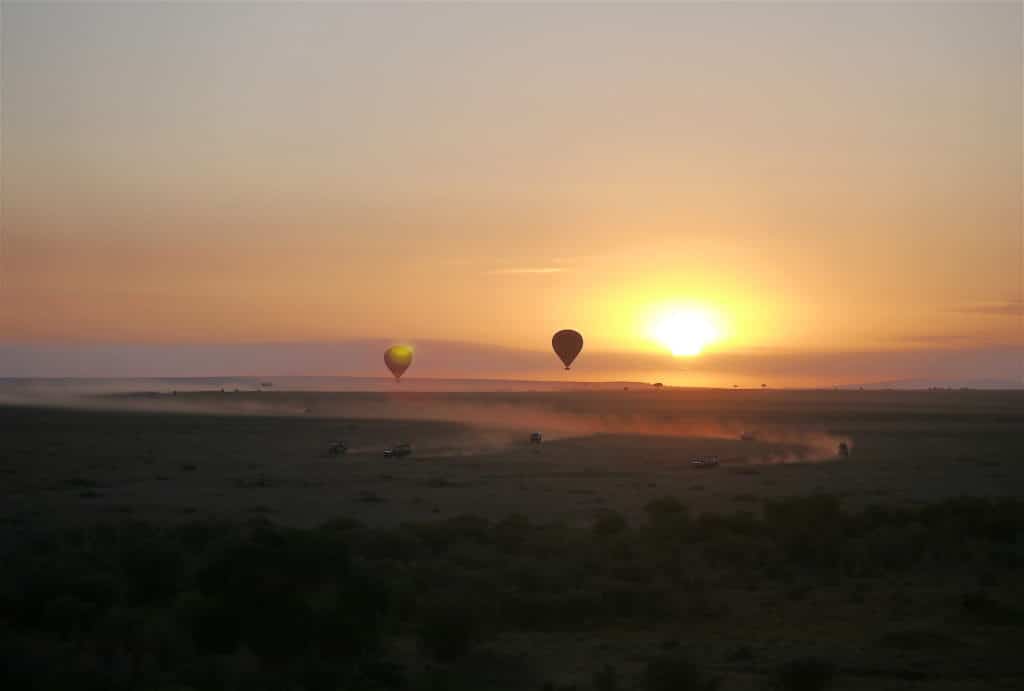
117, 536, 184, 604
763, 496, 844, 568
183, 595, 241, 655
417, 598, 479, 662
494, 514, 532, 552
645, 497, 689, 522
645, 497, 691, 543
725, 645, 754, 662
592, 664, 619, 691
960, 590, 1023, 626
767, 657, 835, 691
592, 510, 628, 538
242, 591, 314, 661
644, 652, 717, 691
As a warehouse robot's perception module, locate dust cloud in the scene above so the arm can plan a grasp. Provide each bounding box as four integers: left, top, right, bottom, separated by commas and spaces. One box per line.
0, 380, 852, 463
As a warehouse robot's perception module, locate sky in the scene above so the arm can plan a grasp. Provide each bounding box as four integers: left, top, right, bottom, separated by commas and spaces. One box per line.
1, 1, 1022, 386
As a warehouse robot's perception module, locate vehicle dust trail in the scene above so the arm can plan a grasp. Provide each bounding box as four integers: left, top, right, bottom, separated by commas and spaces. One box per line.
1, 384, 851, 463
283, 396, 852, 463
163, 393, 851, 462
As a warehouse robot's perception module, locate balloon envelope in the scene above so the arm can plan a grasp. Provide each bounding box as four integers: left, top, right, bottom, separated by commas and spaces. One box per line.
551, 330, 583, 370
384, 345, 413, 381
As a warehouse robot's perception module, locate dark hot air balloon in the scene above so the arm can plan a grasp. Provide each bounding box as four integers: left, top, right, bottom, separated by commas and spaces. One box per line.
384, 345, 413, 382
551, 330, 583, 370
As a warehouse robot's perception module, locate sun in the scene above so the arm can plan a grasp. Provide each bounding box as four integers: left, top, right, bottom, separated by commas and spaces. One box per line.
650, 309, 720, 357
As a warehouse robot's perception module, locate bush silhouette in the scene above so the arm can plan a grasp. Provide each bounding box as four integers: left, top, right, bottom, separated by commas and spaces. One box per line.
242, 591, 314, 661
592, 664, 619, 691
4, 496, 1024, 689
184, 595, 241, 655
592, 509, 628, 538
417, 598, 479, 662
644, 652, 717, 691
768, 657, 835, 691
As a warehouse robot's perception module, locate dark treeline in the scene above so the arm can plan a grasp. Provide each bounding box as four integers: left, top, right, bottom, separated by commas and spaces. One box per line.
2, 496, 1022, 690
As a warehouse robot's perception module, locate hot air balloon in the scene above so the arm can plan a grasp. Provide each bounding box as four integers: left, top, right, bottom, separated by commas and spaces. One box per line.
551, 329, 583, 370
384, 345, 413, 382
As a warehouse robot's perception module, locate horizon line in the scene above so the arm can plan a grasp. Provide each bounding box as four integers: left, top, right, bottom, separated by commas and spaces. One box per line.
2, 374, 1022, 392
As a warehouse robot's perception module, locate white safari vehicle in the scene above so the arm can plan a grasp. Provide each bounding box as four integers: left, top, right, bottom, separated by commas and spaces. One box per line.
384, 443, 412, 458
690, 455, 720, 468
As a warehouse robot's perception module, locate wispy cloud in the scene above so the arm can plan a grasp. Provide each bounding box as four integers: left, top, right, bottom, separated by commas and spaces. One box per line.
486, 267, 565, 276
952, 300, 1024, 317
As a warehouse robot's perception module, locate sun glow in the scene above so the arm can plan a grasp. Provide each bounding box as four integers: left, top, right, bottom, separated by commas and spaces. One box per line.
650, 308, 721, 357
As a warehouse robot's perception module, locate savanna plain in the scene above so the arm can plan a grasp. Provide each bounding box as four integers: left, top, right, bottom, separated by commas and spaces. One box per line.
2, 388, 1023, 690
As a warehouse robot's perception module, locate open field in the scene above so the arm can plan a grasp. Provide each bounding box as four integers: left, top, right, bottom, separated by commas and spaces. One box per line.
2, 389, 1023, 528
2, 389, 1023, 690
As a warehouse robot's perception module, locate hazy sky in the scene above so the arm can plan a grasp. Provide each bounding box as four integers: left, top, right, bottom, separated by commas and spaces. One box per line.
1, 1, 1021, 384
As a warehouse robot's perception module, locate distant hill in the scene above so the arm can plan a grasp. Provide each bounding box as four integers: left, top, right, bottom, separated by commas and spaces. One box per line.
843, 377, 1024, 390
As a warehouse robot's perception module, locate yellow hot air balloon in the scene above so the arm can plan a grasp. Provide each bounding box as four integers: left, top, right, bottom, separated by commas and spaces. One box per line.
384, 345, 413, 382
551, 330, 583, 370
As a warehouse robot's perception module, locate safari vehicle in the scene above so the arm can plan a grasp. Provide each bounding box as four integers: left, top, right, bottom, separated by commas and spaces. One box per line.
691, 455, 720, 468
530, 432, 543, 444
328, 441, 348, 456
384, 443, 412, 458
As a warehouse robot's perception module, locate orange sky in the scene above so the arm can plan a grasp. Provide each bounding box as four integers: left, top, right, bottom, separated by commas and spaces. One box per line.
1, 2, 1021, 385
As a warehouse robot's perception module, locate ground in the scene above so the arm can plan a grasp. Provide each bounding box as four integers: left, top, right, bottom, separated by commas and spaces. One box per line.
1, 389, 1022, 690
2, 389, 1022, 528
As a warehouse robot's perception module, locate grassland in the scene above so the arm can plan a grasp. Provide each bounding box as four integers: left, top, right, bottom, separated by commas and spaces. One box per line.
1, 389, 1022, 690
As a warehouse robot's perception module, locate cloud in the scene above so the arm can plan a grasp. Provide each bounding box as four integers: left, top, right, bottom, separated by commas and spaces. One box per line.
952, 300, 1024, 317
486, 267, 565, 275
